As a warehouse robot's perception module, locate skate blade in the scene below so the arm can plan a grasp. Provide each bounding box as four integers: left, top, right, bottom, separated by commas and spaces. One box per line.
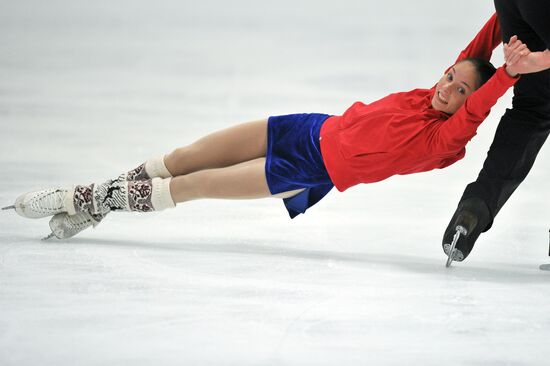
445, 249, 464, 267
445, 250, 456, 268
2, 205, 16, 211
445, 229, 462, 268
41, 232, 57, 241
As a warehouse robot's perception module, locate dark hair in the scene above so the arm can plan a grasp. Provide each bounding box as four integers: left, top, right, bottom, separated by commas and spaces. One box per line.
459, 57, 497, 89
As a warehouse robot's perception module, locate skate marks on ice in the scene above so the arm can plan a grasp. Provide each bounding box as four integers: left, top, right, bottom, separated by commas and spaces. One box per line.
2, 233, 549, 283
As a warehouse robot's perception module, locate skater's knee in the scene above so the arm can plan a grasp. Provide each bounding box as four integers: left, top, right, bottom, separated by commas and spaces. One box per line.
165, 146, 198, 173
167, 145, 190, 158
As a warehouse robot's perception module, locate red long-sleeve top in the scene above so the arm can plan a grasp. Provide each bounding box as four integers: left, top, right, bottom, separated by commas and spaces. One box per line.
320, 13, 518, 192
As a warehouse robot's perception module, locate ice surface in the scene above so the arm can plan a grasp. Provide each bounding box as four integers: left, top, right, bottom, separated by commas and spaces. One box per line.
1, 1, 549, 365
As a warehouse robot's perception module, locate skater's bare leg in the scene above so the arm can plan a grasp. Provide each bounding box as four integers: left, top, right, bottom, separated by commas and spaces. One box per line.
164, 119, 268, 176
170, 157, 303, 203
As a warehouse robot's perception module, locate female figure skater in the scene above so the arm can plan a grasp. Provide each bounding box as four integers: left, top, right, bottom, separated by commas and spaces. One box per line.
2, 14, 543, 240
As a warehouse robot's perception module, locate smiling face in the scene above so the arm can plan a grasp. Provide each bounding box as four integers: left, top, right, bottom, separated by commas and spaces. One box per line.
431, 60, 479, 115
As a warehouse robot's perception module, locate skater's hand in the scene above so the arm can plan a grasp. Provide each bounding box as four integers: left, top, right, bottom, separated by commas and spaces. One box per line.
504, 36, 550, 76
504, 36, 529, 67
504, 36, 530, 77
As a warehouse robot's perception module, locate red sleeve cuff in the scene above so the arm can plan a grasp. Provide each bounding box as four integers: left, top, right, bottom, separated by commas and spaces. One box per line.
497, 64, 520, 85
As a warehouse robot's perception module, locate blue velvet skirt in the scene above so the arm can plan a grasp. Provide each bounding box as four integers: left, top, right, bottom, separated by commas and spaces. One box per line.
265, 113, 334, 218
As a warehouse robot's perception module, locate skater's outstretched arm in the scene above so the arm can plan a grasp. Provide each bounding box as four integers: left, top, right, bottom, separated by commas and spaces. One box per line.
426, 37, 531, 154
454, 13, 502, 64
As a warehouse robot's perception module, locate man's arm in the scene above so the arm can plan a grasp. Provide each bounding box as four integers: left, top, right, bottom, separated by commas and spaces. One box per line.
508, 48, 550, 75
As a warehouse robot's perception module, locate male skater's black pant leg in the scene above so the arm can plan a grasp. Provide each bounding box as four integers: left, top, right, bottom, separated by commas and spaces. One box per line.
462, 109, 550, 230
443, 109, 549, 261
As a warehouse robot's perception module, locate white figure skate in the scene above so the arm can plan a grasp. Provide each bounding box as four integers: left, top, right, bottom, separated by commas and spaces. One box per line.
2, 188, 72, 219
43, 212, 103, 240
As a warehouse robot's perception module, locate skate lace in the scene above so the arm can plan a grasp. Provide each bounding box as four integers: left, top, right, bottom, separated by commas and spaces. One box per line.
29, 189, 67, 214
65, 213, 93, 231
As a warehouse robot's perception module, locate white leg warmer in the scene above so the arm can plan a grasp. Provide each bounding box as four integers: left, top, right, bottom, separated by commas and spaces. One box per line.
145, 155, 172, 179
150, 178, 176, 210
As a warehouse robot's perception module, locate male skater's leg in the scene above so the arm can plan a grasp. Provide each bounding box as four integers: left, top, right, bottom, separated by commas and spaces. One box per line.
442, 0, 550, 261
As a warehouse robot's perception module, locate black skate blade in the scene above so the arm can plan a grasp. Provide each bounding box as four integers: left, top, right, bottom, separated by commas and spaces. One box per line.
2, 205, 16, 211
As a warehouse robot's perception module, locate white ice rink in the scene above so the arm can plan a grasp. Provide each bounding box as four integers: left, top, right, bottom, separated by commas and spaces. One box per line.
1, 0, 550, 365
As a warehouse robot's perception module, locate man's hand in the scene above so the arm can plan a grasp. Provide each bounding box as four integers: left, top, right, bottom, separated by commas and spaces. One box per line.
505, 35, 550, 76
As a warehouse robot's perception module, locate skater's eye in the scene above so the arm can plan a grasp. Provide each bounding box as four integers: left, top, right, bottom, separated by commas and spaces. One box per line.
446, 72, 453, 81
458, 87, 466, 95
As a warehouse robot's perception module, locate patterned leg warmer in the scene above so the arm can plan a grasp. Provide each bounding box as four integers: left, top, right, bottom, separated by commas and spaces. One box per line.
64, 155, 172, 217
123, 155, 172, 181
69, 155, 173, 219
39, 156, 174, 240
69, 177, 175, 216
